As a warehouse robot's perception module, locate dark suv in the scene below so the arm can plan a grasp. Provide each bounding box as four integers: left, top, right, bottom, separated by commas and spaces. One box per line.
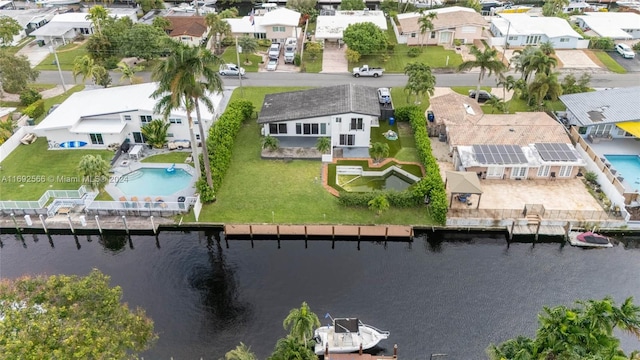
468, 90, 493, 102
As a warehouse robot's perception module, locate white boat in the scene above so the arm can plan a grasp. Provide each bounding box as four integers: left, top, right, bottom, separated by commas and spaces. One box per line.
313, 316, 390, 355
568, 231, 613, 248
35, 0, 81, 5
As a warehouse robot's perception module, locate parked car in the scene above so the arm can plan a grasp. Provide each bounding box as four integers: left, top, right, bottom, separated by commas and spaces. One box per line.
615, 43, 635, 59
266, 59, 278, 71
468, 90, 493, 102
377, 88, 391, 104
268, 43, 281, 60
219, 63, 245, 76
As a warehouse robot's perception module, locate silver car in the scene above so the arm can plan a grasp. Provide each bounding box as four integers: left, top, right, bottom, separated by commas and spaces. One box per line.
219, 63, 246, 76
266, 59, 278, 71
615, 43, 635, 59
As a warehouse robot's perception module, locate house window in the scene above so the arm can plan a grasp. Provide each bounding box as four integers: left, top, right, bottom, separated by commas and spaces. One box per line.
167, 133, 174, 138
296, 123, 302, 134
411, 33, 416, 38
169, 118, 182, 124
525, 35, 541, 45
461, 26, 475, 34
89, 133, 104, 145
269, 123, 288, 134
253, 33, 266, 39
559, 37, 569, 43
123, 115, 131, 121
559, 166, 572, 177
350, 118, 363, 131
272, 26, 285, 32
537, 165, 550, 177
430, 32, 436, 39
486, 167, 503, 178
140, 115, 152, 123
589, 124, 612, 136
303, 124, 311, 134
508, 36, 518, 41
335, 117, 342, 123
339, 134, 355, 146
511, 166, 527, 179
320, 123, 327, 135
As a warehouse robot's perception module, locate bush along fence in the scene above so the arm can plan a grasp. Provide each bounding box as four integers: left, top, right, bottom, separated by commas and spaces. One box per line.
200, 99, 255, 202
337, 106, 448, 224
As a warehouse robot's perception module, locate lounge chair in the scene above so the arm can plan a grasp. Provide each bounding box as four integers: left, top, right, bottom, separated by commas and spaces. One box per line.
119, 196, 130, 208
144, 197, 152, 208
131, 196, 139, 208
154, 197, 167, 208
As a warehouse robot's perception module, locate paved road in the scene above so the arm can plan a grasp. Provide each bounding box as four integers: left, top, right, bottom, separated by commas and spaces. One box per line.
38, 70, 640, 89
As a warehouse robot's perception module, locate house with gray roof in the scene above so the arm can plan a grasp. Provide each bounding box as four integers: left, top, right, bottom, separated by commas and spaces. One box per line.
257, 84, 382, 160
560, 87, 640, 141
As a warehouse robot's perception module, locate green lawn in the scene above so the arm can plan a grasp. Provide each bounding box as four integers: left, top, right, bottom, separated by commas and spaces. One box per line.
0, 138, 113, 200
38, 85, 85, 124
302, 50, 323, 73
451, 86, 492, 96
188, 87, 434, 225
593, 51, 627, 74
3, 36, 34, 56
390, 87, 430, 111
482, 98, 567, 114
220, 46, 262, 72
28, 83, 57, 92
371, 120, 402, 157
35, 42, 88, 71
352, 45, 462, 73
141, 152, 190, 164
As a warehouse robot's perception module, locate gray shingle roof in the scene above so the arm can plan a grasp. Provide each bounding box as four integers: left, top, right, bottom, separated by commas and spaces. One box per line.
559, 87, 640, 126
257, 84, 381, 124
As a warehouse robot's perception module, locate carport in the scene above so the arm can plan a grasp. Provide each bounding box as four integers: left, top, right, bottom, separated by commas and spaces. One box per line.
445, 171, 483, 208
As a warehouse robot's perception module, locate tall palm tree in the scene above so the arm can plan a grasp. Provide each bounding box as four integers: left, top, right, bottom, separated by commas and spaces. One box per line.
77, 155, 110, 192
72, 55, 107, 85
497, 73, 517, 112
511, 46, 539, 81
116, 62, 142, 84
205, 13, 231, 54
237, 36, 258, 64
369, 142, 389, 163
268, 335, 316, 360
418, 11, 437, 47
539, 41, 555, 56
404, 62, 436, 104
530, 52, 558, 77
225, 342, 257, 360
528, 72, 562, 109
152, 44, 224, 189
457, 45, 506, 103
86, 5, 109, 35
282, 302, 320, 347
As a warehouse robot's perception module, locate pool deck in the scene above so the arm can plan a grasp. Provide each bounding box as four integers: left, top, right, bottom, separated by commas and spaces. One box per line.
106, 161, 197, 202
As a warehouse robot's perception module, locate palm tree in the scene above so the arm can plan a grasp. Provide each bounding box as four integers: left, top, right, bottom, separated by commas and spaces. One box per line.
528, 72, 562, 109
72, 55, 110, 86
418, 11, 437, 47
369, 142, 389, 163
282, 302, 320, 347
141, 119, 170, 148
152, 44, 224, 190
205, 13, 231, 54
268, 335, 317, 360
86, 5, 109, 34
77, 155, 110, 192
262, 135, 279, 150
539, 41, 555, 56
530, 52, 558, 77
511, 46, 539, 81
484, 96, 506, 114
368, 194, 390, 215
457, 45, 506, 103
237, 36, 258, 64
225, 342, 257, 360
315, 137, 331, 154
404, 62, 436, 104
116, 62, 143, 84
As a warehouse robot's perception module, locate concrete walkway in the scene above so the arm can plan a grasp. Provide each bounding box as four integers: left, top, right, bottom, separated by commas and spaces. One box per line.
1, 85, 67, 103
321, 41, 348, 73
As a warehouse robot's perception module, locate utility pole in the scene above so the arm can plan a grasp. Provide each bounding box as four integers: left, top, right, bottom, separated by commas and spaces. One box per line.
235, 36, 243, 97
49, 45, 67, 92
299, 18, 309, 63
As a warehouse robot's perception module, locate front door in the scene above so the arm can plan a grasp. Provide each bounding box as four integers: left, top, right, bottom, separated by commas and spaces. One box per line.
439, 31, 452, 44
133, 132, 144, 143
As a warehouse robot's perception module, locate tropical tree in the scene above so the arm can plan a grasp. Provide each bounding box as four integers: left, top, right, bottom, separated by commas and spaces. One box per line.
151, 16, 171, 31
237, 36, 258, 64
0, 16, 21, 45
224, 342, 257, 360
342, 22, 387, 56
123, 23, 170, 61
262, 135, 279, 150
369, 141, 389, 163
542, 0, 569, 16
116, 62, 143, 84
340, 0, 366, 10
510, 45, 539, 81
368, 194, 390, 215
404, 62, 436, 104
86, 5, 109, 35
315, 137, 331, 154
152, 43, 224, 191
92, 65, 112, 87
306, 41, 323, 61
457, 45, 506, 103
539, 40, 555, 56
283, 301, 321, 347
205, 13, 231, 55
137, 0, 165, 13
528, 72, 562, 109
218, 7, 239, 19
141, 119, 170, 148
496, 73, 517, 112
0, 269, 156, 359
561, 72, 591, 94
418, 11, 437, 47
464, 0, 482, 12
484, 96, 506, 114
268, 335, 317, 360
0, 51, 39, 93
0, 118, 14, 145
529, 51, 558, 77
77, 154, 111, 192
72, 55, 100, 83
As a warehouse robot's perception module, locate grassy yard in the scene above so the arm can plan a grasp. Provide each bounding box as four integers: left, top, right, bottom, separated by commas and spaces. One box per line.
592, 51, 627, 74
352, 45, 462, 73
0, 138, 113, 200
28, 83, 57, 92
302, 50, 323, 73
141, 152, 190, 164
389, 87, 430, 112
220, 46, 263, 72
38, 85, 85, 124
189, 87, 435, 225
35, 42, 88, 71
4, 37, 34, 56
451, 86, 566, 114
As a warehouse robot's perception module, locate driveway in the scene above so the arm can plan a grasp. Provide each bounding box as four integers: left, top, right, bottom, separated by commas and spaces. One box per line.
607, 51, 640, 72
321, 41, 348, 73
16, 39, 51, 67
554, 50, 600, 69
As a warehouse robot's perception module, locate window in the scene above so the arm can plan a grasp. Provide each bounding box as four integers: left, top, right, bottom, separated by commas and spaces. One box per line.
296, 123, 302, 134
537, 165, 550, 177
278, 123, 287, 134
589, 124, 612, 136
123, 115, 131, 121
335, 117, 342, 123
560, 38, 569, 43
461, 26, 476, 34
508, 36, 518, 41
167, 133, 174, 138
350, 118, 363, 130
196, 134, 200, 140
89, 133, 104, 145
486, 167, 503, 178
525, 35, 541, 45
320, 123, 327, 135
511, 167, 527, 179
253, 33, 266, 39
140, 115, 152, 123
339, 134, 355, 146
430, 32, 436, 39
559, 166, 573, 177
272, 26, 285, 32
411, 33, 416, 38
169, 118, 182, 124
303, 123, 311, 134
269, 123, 288, 134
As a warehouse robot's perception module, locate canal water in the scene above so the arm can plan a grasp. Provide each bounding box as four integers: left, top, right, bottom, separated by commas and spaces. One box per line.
1, 230, 640, 359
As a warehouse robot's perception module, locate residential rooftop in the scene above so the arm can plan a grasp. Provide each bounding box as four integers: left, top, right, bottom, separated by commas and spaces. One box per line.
574, 12, 640, 39
316, 10, 387, 39
396, 6, 486, 33
560, 86, 640, 126
492, 13, 583, 38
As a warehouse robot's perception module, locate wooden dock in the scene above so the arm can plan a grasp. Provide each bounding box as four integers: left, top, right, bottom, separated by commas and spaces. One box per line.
224, 224, 413, 240
508, 224, 567, 240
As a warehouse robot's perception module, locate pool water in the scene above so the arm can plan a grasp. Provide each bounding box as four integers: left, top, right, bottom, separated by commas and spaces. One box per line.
605, 155, 640, 189
339, 172, 416, 192
116, 167, 193, 196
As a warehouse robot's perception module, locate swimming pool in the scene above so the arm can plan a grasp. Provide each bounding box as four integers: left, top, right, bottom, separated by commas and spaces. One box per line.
604, 155, 640, 189
116, 167, 193, 196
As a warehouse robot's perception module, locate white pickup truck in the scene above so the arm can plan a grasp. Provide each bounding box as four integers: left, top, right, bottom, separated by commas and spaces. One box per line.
352, 65, 384, 78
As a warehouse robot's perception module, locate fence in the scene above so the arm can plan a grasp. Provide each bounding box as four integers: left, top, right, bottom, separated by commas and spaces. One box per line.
448, 207, 614, 221
86, 198, 196, 217
0, 125, 35, 163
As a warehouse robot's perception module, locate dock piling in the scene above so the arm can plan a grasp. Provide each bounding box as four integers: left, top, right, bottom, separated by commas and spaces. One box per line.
359, 343, 363, 355
535, 221, 541, 242
121, 215, 129, 235
150, 216, 156, 235
249, 225, 253, 239
39, 214, 48, 234
394, 344, 398, 358
79, 216, 87, 227
385, 226, 389, 240
24, 215, 33, 227
95, 215, 102, 235
67, 214, 75, 235
10, 213, 20, 234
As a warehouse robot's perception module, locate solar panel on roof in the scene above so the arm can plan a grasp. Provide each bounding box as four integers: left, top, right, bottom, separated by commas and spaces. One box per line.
535, 143, 578, 162
472, 144, 527, 165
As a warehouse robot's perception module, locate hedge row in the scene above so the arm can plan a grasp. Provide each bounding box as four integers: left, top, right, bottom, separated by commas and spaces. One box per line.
23, 99, 45, 119
206, 99, 254, 192
338, 190, 421, 208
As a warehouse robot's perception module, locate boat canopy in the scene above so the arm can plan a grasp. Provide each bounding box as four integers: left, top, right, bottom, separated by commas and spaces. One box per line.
334, 318, 359, 333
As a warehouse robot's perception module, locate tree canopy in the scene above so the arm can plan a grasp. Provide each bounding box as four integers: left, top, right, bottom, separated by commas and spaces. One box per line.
342, 22, 387, 56
123, 23, 170, 61
0, 51, 39, 94
0, 269, 156, 359
340, 0, 366, 10
0, 16, 21, 45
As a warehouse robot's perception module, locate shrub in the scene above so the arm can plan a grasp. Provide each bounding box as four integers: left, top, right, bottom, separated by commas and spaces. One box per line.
407, 47, 421, 58
394, 105, 421, 122
221, 37, 235, 47
19, 89, 42, 106
196, 179, 216, 203
585, 171, 598, 184
453, 39, 463, 47
633, 43, 640, 52
386, 43, 396, 52
589, 37, 614, 50
103, 56, 120, 70
293, 53, 301, 66
23, 99, 45, 119
257, 39, 272, 48
346, 48, 361, 63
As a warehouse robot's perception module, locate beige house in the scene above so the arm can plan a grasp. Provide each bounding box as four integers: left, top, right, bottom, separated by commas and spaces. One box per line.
394, 6, 487, 46
429, 93, 585, 180
166, 16, 209, 47
225, 7, 300, 44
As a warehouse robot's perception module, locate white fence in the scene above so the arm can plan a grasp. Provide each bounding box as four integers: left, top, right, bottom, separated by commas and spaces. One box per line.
336, 165, 421, 182
0, 125, 35, 163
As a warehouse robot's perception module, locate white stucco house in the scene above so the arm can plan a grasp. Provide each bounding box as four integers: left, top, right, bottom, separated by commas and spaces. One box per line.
0, 8, 57, 45
315, 10, 387, 42
225, 7, 301, 44
257, 84, 381, 161
490, 13, 588, 49
33, 83, 224, 149
574, 12, 640, 40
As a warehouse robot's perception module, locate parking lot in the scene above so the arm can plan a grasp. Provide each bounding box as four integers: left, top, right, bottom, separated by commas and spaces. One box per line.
607, 50, 640, 72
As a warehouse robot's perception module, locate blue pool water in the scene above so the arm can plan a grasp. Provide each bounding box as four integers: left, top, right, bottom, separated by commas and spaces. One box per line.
605, 155, 640, 189
116, 167, 193, 196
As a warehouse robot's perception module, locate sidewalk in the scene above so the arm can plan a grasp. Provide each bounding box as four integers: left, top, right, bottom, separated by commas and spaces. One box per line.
1, 85, 67, 103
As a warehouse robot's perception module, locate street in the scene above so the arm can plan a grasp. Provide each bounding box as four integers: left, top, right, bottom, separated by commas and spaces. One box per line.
37, 70, 640, 89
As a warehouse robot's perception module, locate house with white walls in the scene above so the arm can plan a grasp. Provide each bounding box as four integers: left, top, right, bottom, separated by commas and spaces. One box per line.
225, 7, 300, 44
490, 13, 588, 49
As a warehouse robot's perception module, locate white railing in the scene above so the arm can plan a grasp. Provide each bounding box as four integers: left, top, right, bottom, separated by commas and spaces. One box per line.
0, 125, 35, 163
